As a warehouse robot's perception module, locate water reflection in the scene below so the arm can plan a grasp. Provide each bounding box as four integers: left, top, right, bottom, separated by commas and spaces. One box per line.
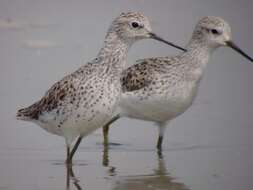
66, 166, 82, 190
102, 141, 188, 190
111, 151, 188, 190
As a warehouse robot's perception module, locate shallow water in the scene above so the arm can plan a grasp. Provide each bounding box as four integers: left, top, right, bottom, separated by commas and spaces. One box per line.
1, 0, 253, 190
0, 141, 252, 190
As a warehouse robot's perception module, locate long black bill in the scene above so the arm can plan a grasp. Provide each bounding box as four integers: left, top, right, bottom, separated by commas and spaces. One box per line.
226, 41, 253, 62
149, 32, 187, 52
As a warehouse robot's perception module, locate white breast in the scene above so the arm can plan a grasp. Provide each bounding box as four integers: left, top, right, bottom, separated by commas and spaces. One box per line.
119, 81, 199, 123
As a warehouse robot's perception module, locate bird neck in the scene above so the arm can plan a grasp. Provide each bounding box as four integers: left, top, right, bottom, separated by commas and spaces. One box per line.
97, 31, 131, 72
175, 37, 218, 83
183, 37, 217, 69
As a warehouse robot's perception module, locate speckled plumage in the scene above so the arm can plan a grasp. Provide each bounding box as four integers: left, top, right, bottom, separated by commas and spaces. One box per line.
104, 16, 253, 149
17, 12, 179, 163
18, 62, 122, 139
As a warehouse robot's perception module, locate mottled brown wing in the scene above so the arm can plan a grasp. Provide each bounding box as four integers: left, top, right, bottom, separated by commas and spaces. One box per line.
17, 75, 75, 120
17, 63, 98, 120
121, 60, 153, 92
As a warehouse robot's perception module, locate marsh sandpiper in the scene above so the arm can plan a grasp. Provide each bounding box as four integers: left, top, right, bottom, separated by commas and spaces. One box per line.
103, 16, 253, 150
17, 12, 185, 164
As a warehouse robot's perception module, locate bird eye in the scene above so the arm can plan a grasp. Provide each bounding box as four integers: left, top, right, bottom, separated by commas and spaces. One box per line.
131, 22, 140, 28
211, 29, 220, 35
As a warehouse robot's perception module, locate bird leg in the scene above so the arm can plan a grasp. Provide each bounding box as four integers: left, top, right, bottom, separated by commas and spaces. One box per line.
156, 124, 166, 151
66, 164, 82, 190
103, 140, 109, 167
102, 114, 120, 146
66, 162, 71, 190
103, 124, 110, 146
69, 136, 83, 163
157, 136, 163, 150
65, 145, 72, 165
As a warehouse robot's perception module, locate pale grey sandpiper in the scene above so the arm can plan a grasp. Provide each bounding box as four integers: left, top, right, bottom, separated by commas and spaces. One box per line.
103, 16, 253, 150
16, 12, 186, 164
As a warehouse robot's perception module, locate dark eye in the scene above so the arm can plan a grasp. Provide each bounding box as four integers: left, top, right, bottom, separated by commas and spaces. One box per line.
211, 29, 220, 35
131, 22, 139, 28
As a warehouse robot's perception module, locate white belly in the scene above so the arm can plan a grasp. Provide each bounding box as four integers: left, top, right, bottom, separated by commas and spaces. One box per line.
36, 80, 121, 146
120, 83, 198, 123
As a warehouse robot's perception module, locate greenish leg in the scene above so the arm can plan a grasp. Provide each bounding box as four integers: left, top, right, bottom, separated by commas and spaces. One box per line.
102, 114, 120, 146
102, 140, 109, 167
103, 124, 110, 146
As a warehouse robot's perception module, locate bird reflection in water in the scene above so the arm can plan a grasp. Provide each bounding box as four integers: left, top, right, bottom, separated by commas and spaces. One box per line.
103, 141, 188, 190
64, 143, 188, 190
64, 141, 116, 190
66, 165, 82, 190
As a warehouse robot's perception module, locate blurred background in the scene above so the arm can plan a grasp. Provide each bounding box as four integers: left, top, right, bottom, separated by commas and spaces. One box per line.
0, 0, 252, 189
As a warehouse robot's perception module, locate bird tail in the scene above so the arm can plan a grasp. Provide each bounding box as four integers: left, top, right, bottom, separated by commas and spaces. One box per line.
16, 107, 33, 121
16, 101, 40, 121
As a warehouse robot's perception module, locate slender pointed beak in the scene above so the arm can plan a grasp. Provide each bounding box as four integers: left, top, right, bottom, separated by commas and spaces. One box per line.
226, 41, 253, 62
149, 32, 187, 52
